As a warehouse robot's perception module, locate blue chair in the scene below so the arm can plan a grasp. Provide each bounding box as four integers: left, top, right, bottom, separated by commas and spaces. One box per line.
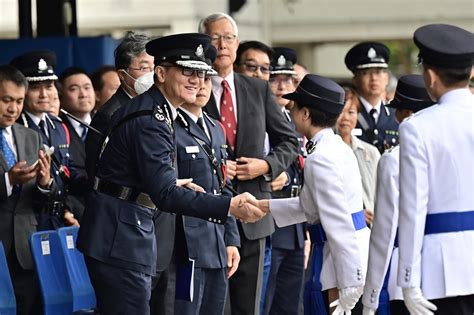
30, 230, 73, 315
57, 227, 96, 313
0, 241, 16, 315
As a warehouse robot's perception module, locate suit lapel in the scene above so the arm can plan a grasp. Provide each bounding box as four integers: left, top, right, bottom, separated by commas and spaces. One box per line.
205, 94, 220, 121
234, 73, 250, 157
11, 124, 27, 162
376, 104, 390, 128
62, 115, 86, 160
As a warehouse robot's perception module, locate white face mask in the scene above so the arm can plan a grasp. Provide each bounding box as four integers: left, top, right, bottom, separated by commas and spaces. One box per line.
123, 70, 154, 95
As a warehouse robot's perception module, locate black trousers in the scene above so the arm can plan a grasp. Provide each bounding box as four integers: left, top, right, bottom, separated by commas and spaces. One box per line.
150, 254, 177, 315
85, 256, 151, 315
430, 294, 474, 315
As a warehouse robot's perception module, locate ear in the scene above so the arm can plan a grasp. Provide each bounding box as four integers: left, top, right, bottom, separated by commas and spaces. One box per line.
424, 67, 437, 90
303, 107, 310, 121
117, 69, 126, 82
155, 66, 166, 84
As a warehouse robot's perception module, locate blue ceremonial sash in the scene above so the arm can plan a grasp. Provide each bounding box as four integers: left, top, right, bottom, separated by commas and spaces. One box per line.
424, 211, 474, 235
304, 210, 366, 315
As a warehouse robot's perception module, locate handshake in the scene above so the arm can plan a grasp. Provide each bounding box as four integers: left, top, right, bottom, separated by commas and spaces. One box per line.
229, 193, 270, 223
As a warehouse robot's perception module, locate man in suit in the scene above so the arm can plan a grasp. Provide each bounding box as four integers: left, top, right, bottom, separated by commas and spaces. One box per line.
86, 31, 154, 180
10, 50, 79, 229
0, 64, 55, 315
345, 42, 398, 154
264, 47, 306, 315
397, 24, 474, 314
174, 46, 241, 314
362, 75, 435, 315
90, 65, 120, 114
76, 33, 265, 315
234, 40, 274, 81
199, 13, 299, 315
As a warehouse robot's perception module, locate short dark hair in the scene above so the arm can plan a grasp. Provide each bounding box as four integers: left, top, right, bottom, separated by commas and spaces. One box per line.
115, 31, 151, 70
295, 101, 339, 128
236, 41, 274, 65
58, 67, 89, 84
0, 64, 28, 89
90, 65, 117, 91
425, 64, 472, 87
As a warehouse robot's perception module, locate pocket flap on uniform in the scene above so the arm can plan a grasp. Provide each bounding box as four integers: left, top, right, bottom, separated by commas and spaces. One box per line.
119, 208, 153, 232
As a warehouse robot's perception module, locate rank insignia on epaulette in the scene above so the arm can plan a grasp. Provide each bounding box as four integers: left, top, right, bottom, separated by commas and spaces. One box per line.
154, 106, 165, 121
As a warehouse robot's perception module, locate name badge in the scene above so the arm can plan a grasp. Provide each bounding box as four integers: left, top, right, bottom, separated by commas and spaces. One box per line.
185, 146, 199, 154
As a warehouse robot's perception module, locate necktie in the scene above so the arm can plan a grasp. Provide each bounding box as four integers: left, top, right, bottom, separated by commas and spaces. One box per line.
220, 80, 237, 151
80, 125, 88, 142
0, 128, 17, 169
197, 117, 206, 132
38, 119, 49, 140
369, 108, 377, 126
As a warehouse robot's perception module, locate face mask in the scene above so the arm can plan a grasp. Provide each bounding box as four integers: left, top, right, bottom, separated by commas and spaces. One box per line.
123, 70, 154, 95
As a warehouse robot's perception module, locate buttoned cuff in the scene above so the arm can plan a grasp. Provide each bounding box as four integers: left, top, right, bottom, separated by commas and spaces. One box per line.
4, 173, 13, 197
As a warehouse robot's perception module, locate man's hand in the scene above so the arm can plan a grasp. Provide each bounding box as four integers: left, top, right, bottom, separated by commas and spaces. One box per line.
229, 192, 266, 223
364, 209, 374, 226
176, 178, 205, 192
37, 150, 52, 188
64, 211, 80, 227
226, 160, 237, 180
235, 157, 270, 181
330, 286, 364, 315
8, 161, 37, 185
402, 287, 437, 315
226, 246, 240, 278
270, 171, 288, 191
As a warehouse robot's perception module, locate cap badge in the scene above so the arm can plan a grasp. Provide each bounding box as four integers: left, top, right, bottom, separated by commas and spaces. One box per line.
368, 48, 377, 59
195, 44, 204, 58
277, 55, 286, 67
38, 59, 48, 71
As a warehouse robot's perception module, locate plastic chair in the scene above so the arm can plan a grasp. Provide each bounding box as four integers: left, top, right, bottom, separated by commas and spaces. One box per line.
0, 241, 16, 315
57, 226, 96, 313
29, 230, 73, 315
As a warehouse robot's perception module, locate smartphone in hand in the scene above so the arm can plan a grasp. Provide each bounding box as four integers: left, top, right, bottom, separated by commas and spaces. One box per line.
32, 144, 54, 167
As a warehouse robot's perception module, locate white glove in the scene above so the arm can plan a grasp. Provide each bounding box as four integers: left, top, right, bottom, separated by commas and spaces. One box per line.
329, 286, 363, 315
362, 306, 375, 315
402, 287, 437, 315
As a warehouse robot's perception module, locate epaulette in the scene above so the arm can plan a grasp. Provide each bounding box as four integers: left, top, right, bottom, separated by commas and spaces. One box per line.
203, 111, 216, 127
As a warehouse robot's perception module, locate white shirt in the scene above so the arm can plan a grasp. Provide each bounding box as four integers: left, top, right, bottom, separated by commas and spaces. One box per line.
25, 111, 50, 138
211, 72, 238, 121
67, 114, 91, 139
360, 96, 382, 124
2, 126, 17, 196
179, 108, 210, 140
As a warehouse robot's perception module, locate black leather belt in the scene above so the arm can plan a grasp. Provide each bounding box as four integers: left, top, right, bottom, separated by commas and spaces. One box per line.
93, 177, 157, 210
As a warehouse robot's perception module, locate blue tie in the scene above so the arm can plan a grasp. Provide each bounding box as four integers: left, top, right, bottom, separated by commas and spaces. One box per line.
0, 128, 17, 169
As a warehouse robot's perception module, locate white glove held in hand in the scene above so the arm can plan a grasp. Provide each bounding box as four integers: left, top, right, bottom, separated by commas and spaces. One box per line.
329, 286, 363, 315
402, 287, 437, 315
362, 306, 375, 315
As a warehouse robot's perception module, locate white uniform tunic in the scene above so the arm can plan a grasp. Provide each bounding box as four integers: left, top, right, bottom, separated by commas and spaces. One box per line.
270, 128, 370, 290
397, 88, 474, 300
363, 146, 403, 309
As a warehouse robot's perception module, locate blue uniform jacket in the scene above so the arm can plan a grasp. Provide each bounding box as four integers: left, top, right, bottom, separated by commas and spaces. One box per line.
175, 109, 240, 269
77, 85, 231, 275
356, 103, 399, 153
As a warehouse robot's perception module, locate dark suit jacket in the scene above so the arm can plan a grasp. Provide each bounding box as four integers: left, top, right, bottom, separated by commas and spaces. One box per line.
176, 110, 240, 269
356, 102, 399, 153
205, 73, 299, 240
77, 85, 232, 276
86, 87, 130, 180
0, 123, 57, 270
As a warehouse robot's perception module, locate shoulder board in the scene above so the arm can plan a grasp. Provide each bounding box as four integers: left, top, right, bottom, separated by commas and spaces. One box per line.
203, 111, 216, 127
153, 104, 167, 122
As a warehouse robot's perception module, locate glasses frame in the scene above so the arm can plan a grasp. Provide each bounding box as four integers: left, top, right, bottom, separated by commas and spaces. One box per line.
210, 34, 238, 44
161, 65, 207, 79
127, 66, 153, 73
242, 62, 272, 74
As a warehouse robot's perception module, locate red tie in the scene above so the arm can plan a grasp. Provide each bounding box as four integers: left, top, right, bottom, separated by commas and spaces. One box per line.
220, 80, 237, 150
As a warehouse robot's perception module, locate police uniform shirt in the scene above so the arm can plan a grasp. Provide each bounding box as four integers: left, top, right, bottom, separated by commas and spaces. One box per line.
25, 111, 49, 139
211, 72, 238, 121
360, 96, 382, 124
179, 107, 211, 140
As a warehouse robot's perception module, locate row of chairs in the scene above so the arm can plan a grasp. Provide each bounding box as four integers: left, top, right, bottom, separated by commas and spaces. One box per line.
0, 226, 96, 315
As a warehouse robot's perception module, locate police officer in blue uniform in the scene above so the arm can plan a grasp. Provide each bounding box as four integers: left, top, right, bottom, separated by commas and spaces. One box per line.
174, 46, 241, 314
10, 50, 79, 229
264, 47, 307, 315
76, 33, 265, 315
345, 42, 399, 153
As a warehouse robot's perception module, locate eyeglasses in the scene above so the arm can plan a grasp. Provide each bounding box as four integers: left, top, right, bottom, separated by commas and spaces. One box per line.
210, 34, 237, 44
161, 65, 207, 79
127, 66, 153, 73
242, 62, 272, 74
